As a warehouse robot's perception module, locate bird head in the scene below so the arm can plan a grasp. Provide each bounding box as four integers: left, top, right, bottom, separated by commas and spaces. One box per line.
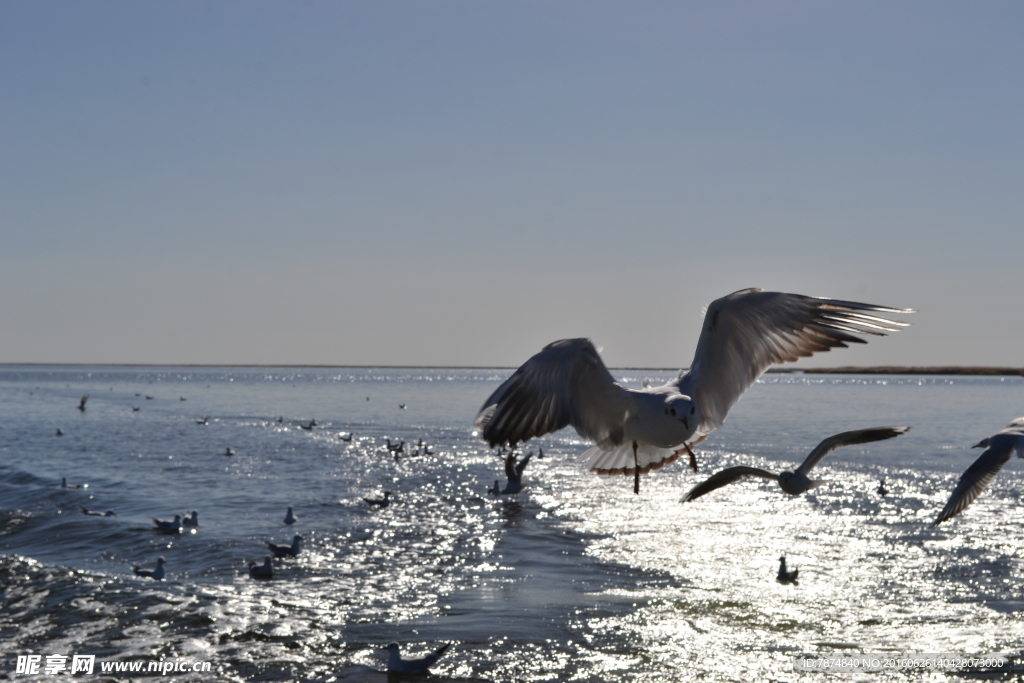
972, 438, 990, 449
663, 394, 699, 434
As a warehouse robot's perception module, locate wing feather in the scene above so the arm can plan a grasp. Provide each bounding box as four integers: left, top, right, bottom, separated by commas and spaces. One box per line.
933, 444, 1014, 525
677, 289, 912, 432
475, 338, 633, 447
795, 426, 909, 476
681, 466, 780, 502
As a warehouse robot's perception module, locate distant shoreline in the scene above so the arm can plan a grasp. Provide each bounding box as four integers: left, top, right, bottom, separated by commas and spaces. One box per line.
0, 363, 1022, 376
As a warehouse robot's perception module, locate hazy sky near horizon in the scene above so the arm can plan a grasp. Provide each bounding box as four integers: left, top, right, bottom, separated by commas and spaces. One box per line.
2, 2, 1021, 367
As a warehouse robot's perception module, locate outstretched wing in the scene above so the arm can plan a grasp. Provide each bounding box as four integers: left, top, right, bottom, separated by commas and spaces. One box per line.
676, 289, 912, 433
796, 426, 910, 476
681, 466, 779, 502
933, 443, 1014, 525
475, 338, 633, 448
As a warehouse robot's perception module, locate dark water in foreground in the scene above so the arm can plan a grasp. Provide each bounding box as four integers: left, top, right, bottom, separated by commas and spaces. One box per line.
2, 366, 1023, 681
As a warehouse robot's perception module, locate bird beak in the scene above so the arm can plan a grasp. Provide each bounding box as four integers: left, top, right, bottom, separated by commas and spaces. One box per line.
681, 417, 689, 430
971, 441, 985, 448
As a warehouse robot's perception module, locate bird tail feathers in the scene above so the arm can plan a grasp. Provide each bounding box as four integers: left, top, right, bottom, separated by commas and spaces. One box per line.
583, 442, 681, 476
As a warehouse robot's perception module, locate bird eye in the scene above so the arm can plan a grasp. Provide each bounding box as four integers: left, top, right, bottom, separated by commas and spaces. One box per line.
670, 408, 676, 416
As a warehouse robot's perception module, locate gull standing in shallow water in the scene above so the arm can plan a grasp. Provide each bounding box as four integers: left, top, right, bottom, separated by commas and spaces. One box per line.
385, 642, 451, 675
475, 289, 912, 494
681, 427, 909, 501
933, 418, 1024, 525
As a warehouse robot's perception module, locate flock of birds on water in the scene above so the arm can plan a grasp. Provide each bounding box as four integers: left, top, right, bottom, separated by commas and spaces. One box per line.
49, 287, 1024, 674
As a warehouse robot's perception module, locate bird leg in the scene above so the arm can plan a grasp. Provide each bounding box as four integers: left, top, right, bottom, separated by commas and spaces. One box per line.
632, 440, 640, 495
684, 442, 699, 472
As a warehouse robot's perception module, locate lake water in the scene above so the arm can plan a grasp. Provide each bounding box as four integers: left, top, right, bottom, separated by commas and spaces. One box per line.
2, 366, 1023, 681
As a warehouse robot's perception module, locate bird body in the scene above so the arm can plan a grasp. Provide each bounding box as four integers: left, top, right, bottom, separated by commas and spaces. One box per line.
364, 491, 392, 507
132, 556, 166, 580
78, 395, 88, 411
249, 556, 274, 579
183, 511, 199, 528
681, 427, 909, 502
264, 534, 303, 557
933, 418, 1024, 525
151, 515, 183, 533
284, 506, 297, 525
81, 507, 116, 517
385, 642, 451, 675
777, 556, 798, 584
475, 290, 911, 490
61, 477, 87, 489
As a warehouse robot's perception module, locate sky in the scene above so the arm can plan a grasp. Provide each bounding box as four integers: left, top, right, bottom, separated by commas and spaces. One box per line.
1, 1, 1022, 368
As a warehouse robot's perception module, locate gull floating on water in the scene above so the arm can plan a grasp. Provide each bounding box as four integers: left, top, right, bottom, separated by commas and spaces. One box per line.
385, 642, 451, 675
475, 289, 912, 494
339, 432, 353, 442
777, 556, 798, 585
132, 556, 166, 580
681, 427, 909, 502
364, 491, 392, 508
249, 556, 274, 579
284, 506, 297, 525
877, 479, 888, 496
81, 506, 116, 517
196, 416, 209, 425
183, 511, 199, 528
78, 395, 88, 412
264, 534, 303, 558
151, 515, 183, 533
933, 417, 1024, 525
223, 447, 235, 456
62, 477, 88, 489
56, 428, 64, 436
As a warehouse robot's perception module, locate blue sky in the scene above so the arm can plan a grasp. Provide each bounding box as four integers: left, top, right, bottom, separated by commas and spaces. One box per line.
2, 1, 1021, 367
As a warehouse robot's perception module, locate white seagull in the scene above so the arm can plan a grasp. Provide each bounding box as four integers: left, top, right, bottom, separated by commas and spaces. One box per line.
132, 556, 166, 580
385, 642, 452, 675
681, 426, 909, 501
264, 534, 303, 558
475, 289, 912, 493
933, 417, 1024, 526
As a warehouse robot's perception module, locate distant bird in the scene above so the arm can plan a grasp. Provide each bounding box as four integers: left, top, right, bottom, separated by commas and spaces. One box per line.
145, 395, 153, 400
56, 428, 64, 436
386, 439, 404, 454
132, 556, 166, 580
777, 556, 798, 585
132, 406, 140, 412
933, 417, 1024, 525
61, 477, 87, 489
877, 479, 888, 496
196, 416, 209, 425
183, 511, 199, 528
487, 480, 501, 495
366, 396, 370, 401
81, 506, 116, 517
491, 450, 534, 495
151, 515, 183, 533
385, 642, 452, 675
249, 556, 274, 579
364, 491, 392, 508
224, 448, 235, 456
399, 404, 407, 410
299, 419, 316, 430
277, 416, 284, 423
681, 427, 909, 502
264, 534, 303, 558
77, 395, 88, 412
475, 289, 912, 495
339, 432, 353, 442
284, 506, 297, 525
179, 396, 187, 401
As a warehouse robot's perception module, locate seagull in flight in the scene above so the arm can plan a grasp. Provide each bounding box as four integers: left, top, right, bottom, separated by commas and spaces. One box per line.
681, 427, 909, 502
933, 417, 1024, 525
475, 289, 912, 494
385, 642, 451, 675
